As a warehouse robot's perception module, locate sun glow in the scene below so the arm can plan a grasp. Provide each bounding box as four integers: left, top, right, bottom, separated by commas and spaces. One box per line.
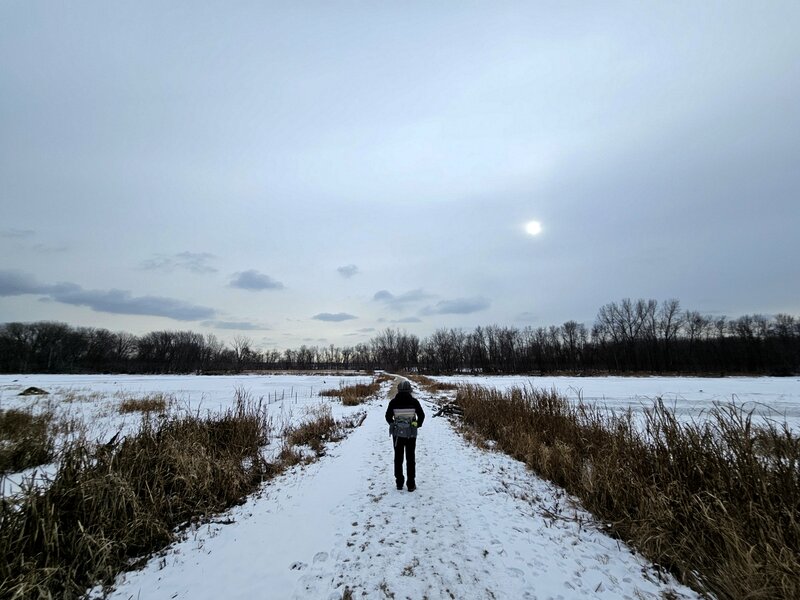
525, 220, 543, 236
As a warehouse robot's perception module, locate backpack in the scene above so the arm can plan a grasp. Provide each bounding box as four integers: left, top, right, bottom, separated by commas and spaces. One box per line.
389, 408, 418, 439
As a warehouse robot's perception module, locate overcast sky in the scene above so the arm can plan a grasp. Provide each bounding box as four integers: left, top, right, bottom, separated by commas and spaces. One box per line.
1, 1, 798, 349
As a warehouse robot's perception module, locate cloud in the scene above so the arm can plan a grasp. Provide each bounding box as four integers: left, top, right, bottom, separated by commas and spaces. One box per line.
312, 312, 358, 322
421, 297, 491, 315
229, 270, 284, 291
0, 269, 216, 320
357, 327, 376, 332
50, 287, 216, 320
390, 317, 422, 323
337, 264, 359, 278
0, 228, 35, 239
141, 251, 218, 274
202, 320, 270, 330
373, 288, 434, 310
0, 270, 46, 295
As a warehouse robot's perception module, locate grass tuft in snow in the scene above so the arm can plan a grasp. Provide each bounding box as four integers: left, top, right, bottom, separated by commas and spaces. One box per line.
405, 373, 457, 392
0, 408, 55, 475
286, 404, 340, 456
455, 384, 800, 600
284, 404, 365, 456
118, 392, 171, 414
319, 376, 384, 406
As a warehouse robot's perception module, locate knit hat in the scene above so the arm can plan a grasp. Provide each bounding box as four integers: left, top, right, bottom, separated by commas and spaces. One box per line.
398, 380, 412, 392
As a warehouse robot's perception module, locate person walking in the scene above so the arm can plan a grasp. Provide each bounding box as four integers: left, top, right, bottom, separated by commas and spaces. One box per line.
385, 379, 425, 492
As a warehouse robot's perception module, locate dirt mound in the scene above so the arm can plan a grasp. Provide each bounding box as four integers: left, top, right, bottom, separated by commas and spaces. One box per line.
19, 386, 49, 396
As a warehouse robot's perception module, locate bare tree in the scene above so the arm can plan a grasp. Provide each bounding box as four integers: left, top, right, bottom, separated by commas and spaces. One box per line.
231, 335, 253, 372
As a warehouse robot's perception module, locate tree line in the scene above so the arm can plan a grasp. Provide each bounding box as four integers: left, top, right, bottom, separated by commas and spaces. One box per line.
1, 298, 798, 375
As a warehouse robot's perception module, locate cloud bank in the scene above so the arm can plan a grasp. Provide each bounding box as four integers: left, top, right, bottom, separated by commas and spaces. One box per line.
312, 312, 358, 322
0, 269, 216, 321
229, 270, 284, 291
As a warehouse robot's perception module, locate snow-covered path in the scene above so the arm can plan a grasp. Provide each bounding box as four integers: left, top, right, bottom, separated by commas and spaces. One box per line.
102, 381, 699, 600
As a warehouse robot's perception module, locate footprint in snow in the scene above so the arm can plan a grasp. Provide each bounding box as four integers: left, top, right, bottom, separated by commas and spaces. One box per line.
290, 561, 307, 571
313, 552, 328, 563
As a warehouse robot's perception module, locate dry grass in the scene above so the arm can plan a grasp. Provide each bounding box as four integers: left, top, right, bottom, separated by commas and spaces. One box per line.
0, 378, 370, 600
455, 385, 800, 599
374, 372, 393, 384
319, 377, 382, 406
286, 405, 342, 455
0, 408, 55, 474
284, 405, 365, 454
406, 373, 457, 392
58, 388, 105, 404
0, 396, 271, 600
276, 445, 307, 468
118, 393, 170, 414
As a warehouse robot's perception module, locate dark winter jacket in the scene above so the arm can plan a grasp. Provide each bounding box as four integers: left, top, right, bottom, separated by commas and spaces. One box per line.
385, 391, 425, 427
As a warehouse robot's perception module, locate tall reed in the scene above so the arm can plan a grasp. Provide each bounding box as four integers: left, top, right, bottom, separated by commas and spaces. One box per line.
319, 377, 382, 406
0, 397, 270, 600
456, 385, 800, 599
0, 408, 54, 474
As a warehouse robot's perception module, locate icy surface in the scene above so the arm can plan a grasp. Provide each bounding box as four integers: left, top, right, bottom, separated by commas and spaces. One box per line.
431, 374, 800, 430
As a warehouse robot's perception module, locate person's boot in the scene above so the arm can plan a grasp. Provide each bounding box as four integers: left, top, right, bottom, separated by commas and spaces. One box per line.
407, 482, 416, 492
396, 479, 404, 491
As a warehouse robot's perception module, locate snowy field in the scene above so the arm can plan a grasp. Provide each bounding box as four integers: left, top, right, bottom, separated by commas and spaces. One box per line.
431, 374, 800, 430
0, 372, 372, 430
2, 374, 791, 598
0, 373, 374, 496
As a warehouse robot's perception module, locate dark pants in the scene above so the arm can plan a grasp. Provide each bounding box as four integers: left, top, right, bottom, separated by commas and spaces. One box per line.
393, 436, 416, 486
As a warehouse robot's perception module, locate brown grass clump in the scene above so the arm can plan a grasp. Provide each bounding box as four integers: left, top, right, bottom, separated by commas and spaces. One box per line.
281, 406, 366, 463
276, 445, 306, 468
455, 384, 800, 599
286, 405, 344, 455
118, 393, 170, 414
319, 378, 382, 406
0, 396, 271, 600
0, 408, 55, 474
406, 374, 457, 392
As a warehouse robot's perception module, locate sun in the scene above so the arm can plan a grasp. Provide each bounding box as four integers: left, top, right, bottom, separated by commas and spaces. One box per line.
525, 220, 543, 236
